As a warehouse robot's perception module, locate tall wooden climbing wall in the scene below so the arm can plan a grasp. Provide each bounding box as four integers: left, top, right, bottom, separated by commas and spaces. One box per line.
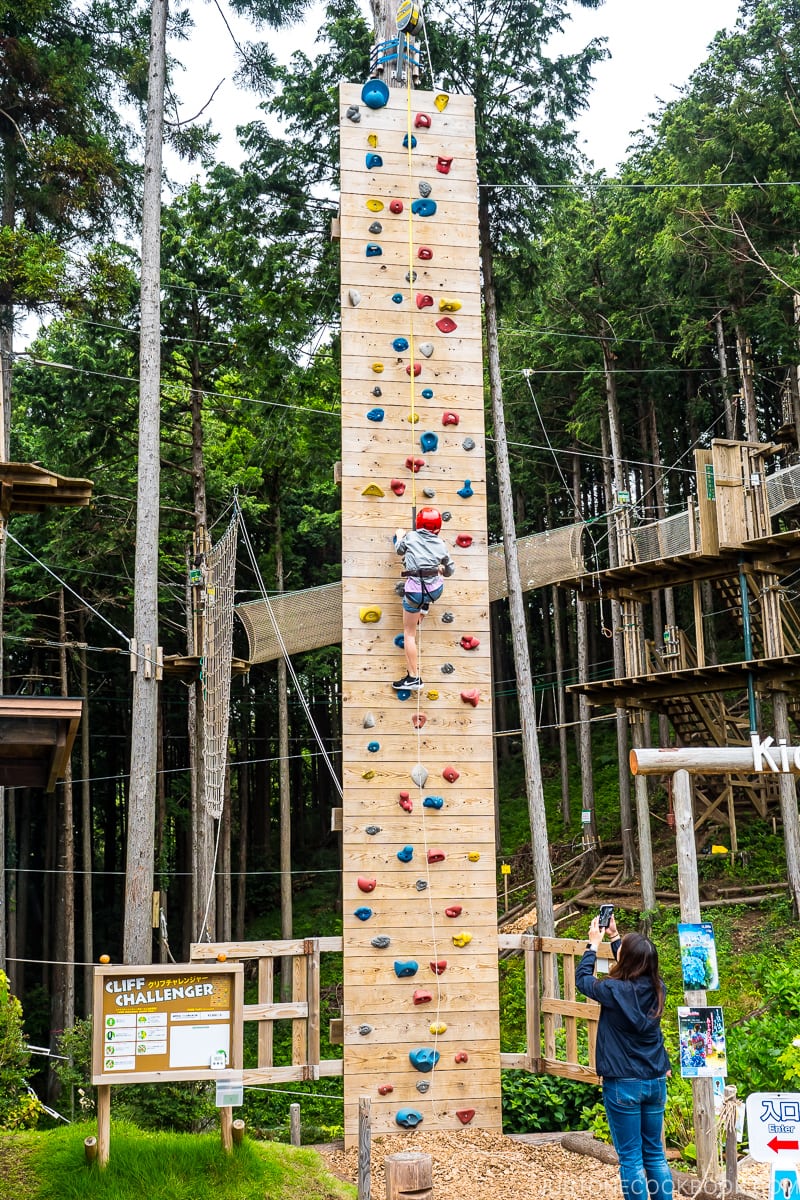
339, 81, 501, 1143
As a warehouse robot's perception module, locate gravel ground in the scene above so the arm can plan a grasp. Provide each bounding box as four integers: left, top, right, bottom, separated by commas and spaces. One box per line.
321, 1132, 772, 1200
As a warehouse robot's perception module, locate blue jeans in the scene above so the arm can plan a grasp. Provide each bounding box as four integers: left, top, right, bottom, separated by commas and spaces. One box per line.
603, 1077, 673, 1200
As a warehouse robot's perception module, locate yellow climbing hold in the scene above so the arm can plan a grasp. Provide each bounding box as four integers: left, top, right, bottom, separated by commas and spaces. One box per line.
362, 483, 384, 497
407, 412, 420, 424
362, 769, 376, 780
359, 605, 382, 623
452, 931, 472, 948
367, 132, 378, 148
366, 198, 384, 212
439, 298, 462, 313
429, 1021, 447, 1035
434, 93, 449, 112
426, 690, 439, 701
467, 851, 480, 862
372, 362, 385, 373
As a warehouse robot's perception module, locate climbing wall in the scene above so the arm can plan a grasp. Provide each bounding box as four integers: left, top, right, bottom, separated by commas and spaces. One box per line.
339, 81, 501, 1143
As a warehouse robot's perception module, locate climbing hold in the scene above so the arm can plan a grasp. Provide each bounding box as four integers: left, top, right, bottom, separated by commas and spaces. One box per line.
455, 534, 473, 548
467, 851, 480, 862
417, 246, 433, 260
394, 636, 405, 651
431, 960, 447, 975
441, 511, 452, 521
423, 487, 436, 499
407, 412, 420, 424
363, 714, 375, 732
419, 180, 432, 197
348, 289, 362, 306
354, 907, 372, 921
396, 1108, 423, 1128
366, 153, 383, 169
393, 336, 409, 352
429, 1022, 447, 1035
397, 845, 414, 863
366, 198, 384, 212
416, 1081, 430, 1093
434, 93, 449, 111
405, 456, 425, 472
462, 437, 476, 451
359, 605, 382, 622
456, 1109, 476, 1125
390, 479, 406, 496
406, 363, 422, 376
455, 1051, 469, 1063
368, 220, 382, 233
413, 989, 433, 1005
409, 1048, 440, 1073
389, 199, 404, 214
392, 292, 404, 304
411, 198, 437, 217
441, 611, 454, 623
411, 764, 428, 788
405, 270, 418, 282
416, 292, 433, 308
427, 849, 445, 864
394, 960, 418, 978
402, 133, 417, 149
372, 386, 382, 397
426, 690, 439, 700
365, 825, 382, 836
452, 931, 472, 948
445, 906, 462, 918
358, 1024, 373, 1036
367, 132, 378, 148
412, 713, 427, 728
367, 741, 380, 753
439, 298, 462, 312
441, 412, 459, 427
457, 481, 474, 499
399, 791, 413, 813
423, 795, 443, 809
461, 689, 480, 707
358, 877, 377, 892
371, 362, 384, 373
420, 431, 438, 452
366, 408, 385, 422
443, 765, 460, 782
366, 243, 382, 257
414, 112, 432, 129
362, 78, 390, 108
415, 879, 428, 891
372, 934, 391, 948
378, 1084, 394, 1095
421, 388, 434, 399
436, 155, 453, 174
441, 663, 454, 674
461, 635, 480, 651
345, 104, 361, 122
362, 484, 384, 498
436, 316, 458, 333
396, 689, 411, 701
419, 342, 434, 358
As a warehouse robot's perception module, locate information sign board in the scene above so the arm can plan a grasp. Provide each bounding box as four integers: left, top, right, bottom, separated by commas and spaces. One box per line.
746, 1093, 800, 1162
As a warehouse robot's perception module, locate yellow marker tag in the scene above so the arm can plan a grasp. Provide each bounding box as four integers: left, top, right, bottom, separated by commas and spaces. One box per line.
367, 132, 378, 148
434, 93, 449, 112
467, 851, 480, 862
439, 298, 462, 312
371, 361, 384, 373
359, 606, 382, 623
407, 412, 420, 424
501, 863, 511, 876
711, 844, 729, 854
366, 198, 384, 212
429, 1021, 447, 1035
426, 690, 439, 700
362, 484, 384, 497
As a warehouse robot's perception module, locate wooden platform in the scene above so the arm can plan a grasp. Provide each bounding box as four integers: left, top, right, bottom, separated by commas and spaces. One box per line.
567, 654, 800, 708
0, 696, 82, 790
162, 654, 250, 682
0, 462, 93, 516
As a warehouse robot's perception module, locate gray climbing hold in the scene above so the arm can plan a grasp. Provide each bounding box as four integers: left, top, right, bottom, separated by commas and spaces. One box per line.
369, 221, 383, 234
358, 1024, 373, 1036
441, 663, 454, 674
346, 104, 361, 122
416, 1081, 431, 1093
423, 487, 436, 499
441, 611, 454, 623
411, 764, 428, 788
419, 342, 434, 358
365, 825, 382, 835
405, 270, 418, 282
348, 289, 361, 307
441, 511, 452, 521
372, 386, 382, 397
371, 935, 391, 948
363, 712, 376, 728
419, 180, 432, 197
463, 437, 476, 451
415, 879, 428, 891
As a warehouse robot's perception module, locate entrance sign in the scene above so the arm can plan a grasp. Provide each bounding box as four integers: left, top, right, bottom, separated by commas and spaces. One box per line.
91, 962, 244, 1086
746, 1093, 800, 1161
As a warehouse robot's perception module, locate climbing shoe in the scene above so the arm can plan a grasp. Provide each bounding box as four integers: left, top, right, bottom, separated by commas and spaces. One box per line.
393, 674, 423, 691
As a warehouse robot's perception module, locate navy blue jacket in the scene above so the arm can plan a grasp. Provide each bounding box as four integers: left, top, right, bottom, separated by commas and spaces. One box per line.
576, 945, 670, 1080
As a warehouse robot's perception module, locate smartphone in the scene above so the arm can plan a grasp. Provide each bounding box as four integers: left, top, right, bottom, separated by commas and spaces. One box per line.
598, 903, 614, 930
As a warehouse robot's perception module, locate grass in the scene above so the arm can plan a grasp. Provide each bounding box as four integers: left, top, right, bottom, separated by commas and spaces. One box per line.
0, 1122, 355, 1200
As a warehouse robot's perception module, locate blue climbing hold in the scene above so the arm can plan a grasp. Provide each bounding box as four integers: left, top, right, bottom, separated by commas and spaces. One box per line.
396, 845, 414, 863
396, 1109, 423, 1129
409, 1048, 440, 1073
366, 153, 383, 169
421, 388, 434, 399
394, 634, 405, 648
396, 689, 411, 701
402, 133, 418, 149
420, 431, 439, 453
392, 292, 404, 304
366, 408, 384, 422
411, 198, 437, 217
423, 795, 444, 810
394, 960, 419, 977
354, 907, 373, 921
362, 79, 390, 109
392, 336, 409, 352
457, 480, 474, 498
367, 741, 380, 753
366, 243, 382, 256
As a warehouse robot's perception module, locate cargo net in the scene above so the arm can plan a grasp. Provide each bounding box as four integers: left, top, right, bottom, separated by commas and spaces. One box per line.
767, 460, 800, 516
236, 523, 586, 664
630, 509, 696, 563
202, 513, 239, 819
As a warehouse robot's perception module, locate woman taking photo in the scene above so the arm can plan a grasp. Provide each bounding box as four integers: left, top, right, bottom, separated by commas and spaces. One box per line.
576, 913, 673, 1200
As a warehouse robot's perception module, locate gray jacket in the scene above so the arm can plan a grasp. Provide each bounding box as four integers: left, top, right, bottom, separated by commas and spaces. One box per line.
395, 529, 455, 578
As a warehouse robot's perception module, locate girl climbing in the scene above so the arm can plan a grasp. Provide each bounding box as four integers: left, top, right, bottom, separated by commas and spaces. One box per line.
393, 507, 454, 691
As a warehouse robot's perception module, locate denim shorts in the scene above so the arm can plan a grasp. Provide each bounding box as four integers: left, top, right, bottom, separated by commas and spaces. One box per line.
402, 582, 443, 613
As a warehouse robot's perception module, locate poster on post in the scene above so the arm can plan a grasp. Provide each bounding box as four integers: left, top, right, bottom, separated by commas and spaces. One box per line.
677, 1005, 727, 1077
678, 922, 719, 990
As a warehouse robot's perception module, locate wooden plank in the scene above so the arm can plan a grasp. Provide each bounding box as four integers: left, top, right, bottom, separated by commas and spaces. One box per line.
191, 937, 342, 959
245, 1001, 307, 1021
342, 1103, 502, 1136
307, 939, 321, 1068
338, 261, 482, 292
341, 912, 500, 937
340, 734, 493, 762
539, 1059, 600, 1084
342, 1011, 500, 1044
343, 1066, 499, 1095
343, 1040, 499, 1072
292, 955, 307, 1067
342, 958, 502, 984
525, 941, 540, 1068
341, 357, 485, 387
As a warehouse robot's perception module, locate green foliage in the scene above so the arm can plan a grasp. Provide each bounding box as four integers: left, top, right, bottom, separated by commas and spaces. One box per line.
0, 971, 42, 1131
502, 1070, 597, 1133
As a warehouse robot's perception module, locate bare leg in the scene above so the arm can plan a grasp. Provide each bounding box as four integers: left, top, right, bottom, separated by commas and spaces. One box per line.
402, 609, 422, 677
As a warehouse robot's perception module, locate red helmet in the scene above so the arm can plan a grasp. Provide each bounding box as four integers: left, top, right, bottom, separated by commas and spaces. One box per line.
416, 506, 442, 534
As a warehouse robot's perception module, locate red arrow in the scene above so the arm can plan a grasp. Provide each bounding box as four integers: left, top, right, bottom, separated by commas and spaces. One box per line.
768, 1136, 799, 1153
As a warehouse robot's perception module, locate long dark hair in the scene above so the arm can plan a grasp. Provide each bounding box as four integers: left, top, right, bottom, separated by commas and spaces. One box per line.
609, 932, 665, 1019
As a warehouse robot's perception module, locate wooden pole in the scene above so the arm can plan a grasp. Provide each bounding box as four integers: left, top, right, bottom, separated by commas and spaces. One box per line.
232, 1118, 245, 1146
632, 745, 800, 775
385, 1152, 433, 1200
97, 1084, 111, 1168
220, 1105, 233, 1153
723, 1084, 738, 1197
358, 1094, 371, 1200
84, 1135, 98, 1164
290, 1102, 301, 1146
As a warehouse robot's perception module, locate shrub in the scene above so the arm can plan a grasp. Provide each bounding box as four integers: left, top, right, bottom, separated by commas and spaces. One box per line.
502, 1070, 598, 1133
0, 969, 43, 1129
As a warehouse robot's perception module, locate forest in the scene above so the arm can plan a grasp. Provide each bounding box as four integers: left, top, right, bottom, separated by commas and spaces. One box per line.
3, 0, 800, 1139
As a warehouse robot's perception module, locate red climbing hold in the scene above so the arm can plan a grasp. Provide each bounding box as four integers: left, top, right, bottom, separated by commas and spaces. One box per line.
406, 363, 422, 377
456, 1109, 476, 1125
436, 317, 458, 333
417, 247, 433, 260
414, 113, 432, 129
358, 877, 377, 893
412, 713, 427, 728
416, 293, 433, 309
455, 1051, 469, 1063
390, 199, 403, 213
442, 412, 459, 426
427, 849, 445, 864
390, 478, 406, 496
436, 156, 453, 174
461, 689, 480, 707
399, 791, 414, 813
455, 534, 473, 548
442, 765, 460, 783
460, 635, 480, 651
445, 905, 462, 918
413, 989, 433, 1005
430, 960, 447, 975
378, 1084, 394, 1095
405, 456, 425, 472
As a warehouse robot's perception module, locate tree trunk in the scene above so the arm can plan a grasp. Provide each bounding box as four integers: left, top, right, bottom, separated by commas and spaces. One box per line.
275, 505, 293, 995
552, 585, 570, 826
77, 614, 93, 1013
235, 752, 249, 940
714, 313, 737, 440
735, 320, 758, 442
51, 590, 75, 1101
